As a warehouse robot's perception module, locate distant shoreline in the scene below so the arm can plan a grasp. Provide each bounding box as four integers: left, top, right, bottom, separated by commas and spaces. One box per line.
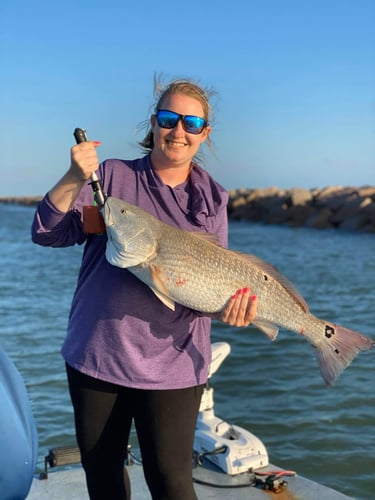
0, 196, 42, 206
2, 185, 375, 232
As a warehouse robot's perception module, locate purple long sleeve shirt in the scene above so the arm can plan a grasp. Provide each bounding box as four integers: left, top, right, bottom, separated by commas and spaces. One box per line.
32, 155, 228, 389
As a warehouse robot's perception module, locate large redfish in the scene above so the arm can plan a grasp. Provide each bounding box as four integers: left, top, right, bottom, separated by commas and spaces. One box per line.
102, 196, 373, 386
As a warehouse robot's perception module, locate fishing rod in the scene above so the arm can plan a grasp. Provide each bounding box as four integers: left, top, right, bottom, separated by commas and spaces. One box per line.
73, 128, 107, 234
73, 128, 106, 207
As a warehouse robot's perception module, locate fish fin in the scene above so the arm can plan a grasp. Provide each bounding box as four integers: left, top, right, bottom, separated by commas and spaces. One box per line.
150, 263, 169, 293
253, 319, 279, 341
233, 251, 310, 313
149, 264, 175, 311
312, 322, 374, 386
150, 287, 176, 311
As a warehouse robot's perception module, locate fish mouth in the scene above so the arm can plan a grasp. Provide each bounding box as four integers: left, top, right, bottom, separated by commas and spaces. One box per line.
102, 201, 113, 227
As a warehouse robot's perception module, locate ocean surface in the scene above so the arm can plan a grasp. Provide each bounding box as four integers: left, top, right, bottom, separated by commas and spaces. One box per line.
0, 203, 374, 499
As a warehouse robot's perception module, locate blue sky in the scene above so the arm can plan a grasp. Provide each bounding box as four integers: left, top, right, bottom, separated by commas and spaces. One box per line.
1, 0, 374, 196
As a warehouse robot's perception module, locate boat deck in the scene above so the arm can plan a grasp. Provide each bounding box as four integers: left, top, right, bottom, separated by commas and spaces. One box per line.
28, 458, 352, 499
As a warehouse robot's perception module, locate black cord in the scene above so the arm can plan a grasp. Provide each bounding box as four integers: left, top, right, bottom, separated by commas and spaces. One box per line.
192, 475, 256, 489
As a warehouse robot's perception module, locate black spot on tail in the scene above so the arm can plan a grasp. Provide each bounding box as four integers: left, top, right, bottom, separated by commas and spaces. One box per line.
325, 325, 335, 339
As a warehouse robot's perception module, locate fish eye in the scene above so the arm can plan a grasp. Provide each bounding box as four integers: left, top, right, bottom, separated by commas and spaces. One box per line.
121, 208, 126, 214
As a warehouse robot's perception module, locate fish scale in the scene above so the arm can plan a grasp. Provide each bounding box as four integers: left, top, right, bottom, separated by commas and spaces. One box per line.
103, 196, 373, 386
143, 231, 307, 331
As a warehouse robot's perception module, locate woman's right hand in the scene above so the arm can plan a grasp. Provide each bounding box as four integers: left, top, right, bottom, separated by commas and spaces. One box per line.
47, 141, 101, 212
69, 141, 101, 182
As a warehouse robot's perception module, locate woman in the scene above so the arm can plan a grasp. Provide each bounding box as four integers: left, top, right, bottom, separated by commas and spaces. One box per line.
32, 78, 257, 500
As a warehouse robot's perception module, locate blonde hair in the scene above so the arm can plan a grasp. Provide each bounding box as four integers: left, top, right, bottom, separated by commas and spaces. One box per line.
139, 75, 216, 155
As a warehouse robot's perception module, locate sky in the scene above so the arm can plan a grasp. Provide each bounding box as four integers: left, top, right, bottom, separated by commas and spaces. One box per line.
1, 0, 374, 196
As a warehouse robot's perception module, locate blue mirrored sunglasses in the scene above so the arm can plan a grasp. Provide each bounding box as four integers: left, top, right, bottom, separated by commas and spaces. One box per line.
156, 109, 207, 135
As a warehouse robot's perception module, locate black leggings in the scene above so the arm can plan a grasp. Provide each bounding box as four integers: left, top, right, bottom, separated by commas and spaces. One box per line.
66, 364, 203, 500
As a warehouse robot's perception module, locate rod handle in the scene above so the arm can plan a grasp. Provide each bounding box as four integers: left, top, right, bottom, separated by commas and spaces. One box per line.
73, 128, 106, 206
73, 128, 88, 144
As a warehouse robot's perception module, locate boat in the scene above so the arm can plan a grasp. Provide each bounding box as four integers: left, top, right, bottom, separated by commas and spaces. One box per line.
27, 342, 352, 499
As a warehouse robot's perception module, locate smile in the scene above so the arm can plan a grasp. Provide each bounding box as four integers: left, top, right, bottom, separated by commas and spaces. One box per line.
166, 140, 187, 147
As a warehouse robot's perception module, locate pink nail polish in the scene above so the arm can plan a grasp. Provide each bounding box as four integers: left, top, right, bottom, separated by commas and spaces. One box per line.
243, 287, 250, 293
251, 295, 257, 301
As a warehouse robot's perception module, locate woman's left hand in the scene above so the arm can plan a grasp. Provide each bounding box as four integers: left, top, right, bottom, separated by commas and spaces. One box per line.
215, 288, 257, 327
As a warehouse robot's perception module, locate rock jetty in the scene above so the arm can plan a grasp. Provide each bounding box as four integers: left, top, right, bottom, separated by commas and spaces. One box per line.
228, 186, 375, 232
0, 196, 42, 206
1, 186, 375, 232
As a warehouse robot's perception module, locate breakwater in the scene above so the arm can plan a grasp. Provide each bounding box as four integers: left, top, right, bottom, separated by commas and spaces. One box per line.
0, 196, 42, 206
228, 185, 375, 232
2, 186, 375, 232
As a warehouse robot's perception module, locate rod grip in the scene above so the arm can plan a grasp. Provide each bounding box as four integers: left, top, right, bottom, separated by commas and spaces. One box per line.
73, 128, 88, 144
72, 128, 106, 208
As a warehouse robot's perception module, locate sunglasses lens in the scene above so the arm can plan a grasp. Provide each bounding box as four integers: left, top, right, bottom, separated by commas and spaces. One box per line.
184, 115, 206, 134
156, 110, 179, 129
156, 110, 207, 134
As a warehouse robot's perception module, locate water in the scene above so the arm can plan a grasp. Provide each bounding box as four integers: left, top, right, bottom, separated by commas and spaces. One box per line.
1, 203, 374, 499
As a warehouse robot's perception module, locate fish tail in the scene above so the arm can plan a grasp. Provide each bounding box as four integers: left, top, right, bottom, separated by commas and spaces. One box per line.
313, 322, 374, 386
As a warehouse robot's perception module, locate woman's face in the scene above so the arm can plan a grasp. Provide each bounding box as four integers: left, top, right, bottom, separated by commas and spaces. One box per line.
150, 93, 210, 169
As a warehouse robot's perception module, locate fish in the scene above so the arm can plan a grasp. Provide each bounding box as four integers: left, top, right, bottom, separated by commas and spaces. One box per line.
102, 196, 374, 386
